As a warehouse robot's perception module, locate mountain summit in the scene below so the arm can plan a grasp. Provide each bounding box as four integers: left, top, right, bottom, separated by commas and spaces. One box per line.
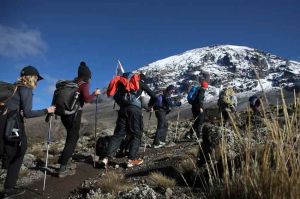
138, 45, 300, 101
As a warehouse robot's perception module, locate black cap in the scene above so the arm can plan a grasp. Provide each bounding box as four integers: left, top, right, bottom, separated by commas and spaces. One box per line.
20, 66, 44, 81
78, 61, 92, 79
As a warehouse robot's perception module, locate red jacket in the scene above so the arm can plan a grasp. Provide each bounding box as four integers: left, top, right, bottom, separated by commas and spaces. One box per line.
77, 80, 96, 107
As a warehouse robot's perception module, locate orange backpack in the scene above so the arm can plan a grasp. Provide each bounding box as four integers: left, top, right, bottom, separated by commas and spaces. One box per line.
107, 73, 140, 97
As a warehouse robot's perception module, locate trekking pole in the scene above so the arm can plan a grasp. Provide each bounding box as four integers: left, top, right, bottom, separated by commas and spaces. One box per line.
94, 94, 99, 168
174, 110, 180, 142
43, 114, 53, 192
143, 111, 152, 155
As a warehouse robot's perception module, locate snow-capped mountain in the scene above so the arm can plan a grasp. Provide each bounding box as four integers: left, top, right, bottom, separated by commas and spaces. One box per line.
137, 45, 300, 101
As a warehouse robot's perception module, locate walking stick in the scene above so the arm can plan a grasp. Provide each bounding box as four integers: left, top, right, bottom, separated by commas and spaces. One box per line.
94, 94, 99, 168
174, 110, 180, 142
143, 112, 152, 155
43, 114, 53, 192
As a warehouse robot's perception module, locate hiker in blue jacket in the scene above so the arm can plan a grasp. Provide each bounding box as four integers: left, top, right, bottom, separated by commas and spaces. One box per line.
149, 85, 181, 148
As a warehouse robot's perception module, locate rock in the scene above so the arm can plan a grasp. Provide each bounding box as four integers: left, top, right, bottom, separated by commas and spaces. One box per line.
118, 184, 158, 199
165, 188, 173, 199
23, 154, 37, 168
100, 129, 114, 137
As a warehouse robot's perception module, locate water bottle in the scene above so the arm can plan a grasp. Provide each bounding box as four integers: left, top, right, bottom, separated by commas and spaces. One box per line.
70, 91, 80, 110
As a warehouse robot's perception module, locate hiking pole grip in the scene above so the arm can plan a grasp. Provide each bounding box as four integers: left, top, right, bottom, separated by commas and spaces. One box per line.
45, 113, 54, 123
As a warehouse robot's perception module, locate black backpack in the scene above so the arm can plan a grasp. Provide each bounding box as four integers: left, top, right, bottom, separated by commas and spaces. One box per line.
0, 82, 22, 167
96, 136, 111, 158
51, 80, 84, 116
0, 81, 17, 115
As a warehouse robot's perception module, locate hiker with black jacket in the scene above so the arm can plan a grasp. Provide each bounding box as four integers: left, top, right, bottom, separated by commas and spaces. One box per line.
185, 80, 208, 140
0, 66, 55, 199
148, 85, 181, 148
102, 73, 157, 168
58, 61, 100, 178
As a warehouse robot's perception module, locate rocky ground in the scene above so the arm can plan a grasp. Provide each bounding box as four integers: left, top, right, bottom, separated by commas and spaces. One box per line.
0, 90, 298, 199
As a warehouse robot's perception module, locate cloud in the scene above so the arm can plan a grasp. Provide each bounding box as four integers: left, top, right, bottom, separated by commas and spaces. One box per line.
44, 75, 58, 95
0, 24, 47, 58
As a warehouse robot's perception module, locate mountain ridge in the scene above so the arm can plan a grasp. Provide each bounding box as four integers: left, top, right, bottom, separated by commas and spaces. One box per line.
135, 45, 300, 102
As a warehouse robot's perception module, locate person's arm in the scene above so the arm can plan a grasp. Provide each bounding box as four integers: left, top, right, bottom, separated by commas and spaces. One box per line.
19, 87, 47, 118
140, 96, 149, 110
80, 83, 96, 103
140, 81, 156, 99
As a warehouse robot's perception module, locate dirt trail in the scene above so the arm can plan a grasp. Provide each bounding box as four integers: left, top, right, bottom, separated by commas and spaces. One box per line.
14, 142, 197, 199
16, 163, 99, 199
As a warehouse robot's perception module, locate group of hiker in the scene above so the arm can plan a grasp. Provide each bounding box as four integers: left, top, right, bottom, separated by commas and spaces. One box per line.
0, 61, 263, 199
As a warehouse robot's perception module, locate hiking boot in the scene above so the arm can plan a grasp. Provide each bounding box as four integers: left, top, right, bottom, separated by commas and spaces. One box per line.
58, 166, 76, 178
127, 159, 143, 168
153, 141, 166, 149
67, 161, 77, 170
101, 158, 109, 169
2, 188, 25, 199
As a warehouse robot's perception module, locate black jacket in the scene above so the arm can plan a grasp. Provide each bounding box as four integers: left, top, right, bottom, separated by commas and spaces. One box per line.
193, 87, 206, 108
6, 86, 47, 118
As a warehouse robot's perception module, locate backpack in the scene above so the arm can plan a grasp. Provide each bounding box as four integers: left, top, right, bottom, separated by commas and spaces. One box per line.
51, 80, 83, 116
155, 94, 163, 108
107, 73, 141, 107
187, 86, 200, 104
218, 87, 236, 109
0, 82, 17, 115
249, 95, 257, 107
96, 136, 111, 158
0, 82, 21, 167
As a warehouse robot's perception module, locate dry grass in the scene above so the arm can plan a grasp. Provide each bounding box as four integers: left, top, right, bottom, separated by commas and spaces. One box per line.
28, 144, 44, 159
96, 171, 133, 195
149, 172, 176, 189
200, 88, 300, 199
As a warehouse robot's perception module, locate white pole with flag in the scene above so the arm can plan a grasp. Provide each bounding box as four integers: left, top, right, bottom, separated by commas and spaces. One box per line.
116, 60, 125, 76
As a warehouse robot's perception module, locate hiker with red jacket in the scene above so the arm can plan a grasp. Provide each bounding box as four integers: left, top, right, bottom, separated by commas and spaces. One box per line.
0, 66, 55, 199
185, 79, 208, 140
148, 85, 181, 148
58, 61, 100, 178
103, 73, 157, 168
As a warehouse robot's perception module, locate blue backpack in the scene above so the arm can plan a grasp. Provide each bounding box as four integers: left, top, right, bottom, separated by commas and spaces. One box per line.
187, 86, 199, 104
155, 95, 163, 108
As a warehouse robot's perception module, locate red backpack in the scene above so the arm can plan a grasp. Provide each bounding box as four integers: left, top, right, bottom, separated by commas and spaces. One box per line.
107, 73, 140, 97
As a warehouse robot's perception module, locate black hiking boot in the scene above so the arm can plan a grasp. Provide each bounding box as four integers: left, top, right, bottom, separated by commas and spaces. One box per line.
1, 188, 25, 199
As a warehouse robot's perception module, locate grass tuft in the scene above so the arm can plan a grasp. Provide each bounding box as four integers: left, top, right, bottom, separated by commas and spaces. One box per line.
96, 171, 133, 195
149, 172, 176, 189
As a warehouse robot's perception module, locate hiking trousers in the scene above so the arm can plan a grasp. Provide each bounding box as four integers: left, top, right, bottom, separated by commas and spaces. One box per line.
188, 105, 204, 138
153, 110, 168, 145
59, 110, 82, 166
106, 105, 143, 160
3, 123, 27, 190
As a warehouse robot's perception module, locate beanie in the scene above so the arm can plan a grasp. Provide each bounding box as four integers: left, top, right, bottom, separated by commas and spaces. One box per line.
78, 61, 92, 79
201, 81, 209, 89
